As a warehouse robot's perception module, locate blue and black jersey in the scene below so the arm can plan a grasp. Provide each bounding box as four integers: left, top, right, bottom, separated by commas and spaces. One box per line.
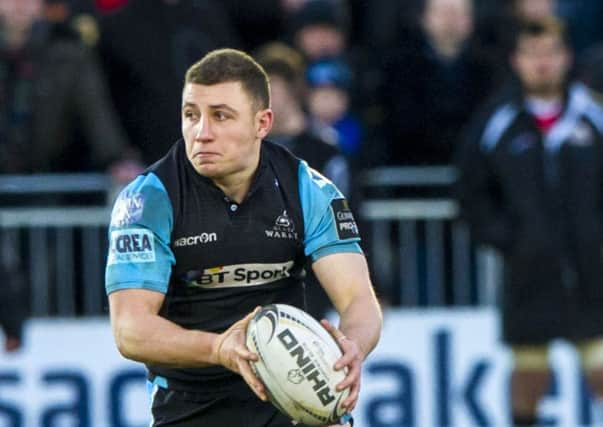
105, 139, 361, 391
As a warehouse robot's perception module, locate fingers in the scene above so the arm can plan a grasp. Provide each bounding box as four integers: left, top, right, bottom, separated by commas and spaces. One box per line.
318, 319, 363, 412
336, 354, 361, 411
245, 306, 261, 322
236, 306, 262, 329
235, 342, 258, 362
334, 340, 358, 370
237, 358, 267, 401
234, 307, 266, 401
320, 319, 350, 359
336, 358, 360, 391
342, 373, 360, 411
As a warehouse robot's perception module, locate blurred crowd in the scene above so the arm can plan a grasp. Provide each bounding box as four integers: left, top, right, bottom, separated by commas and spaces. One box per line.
2, 0, 603, 351
2, 0, 603, 178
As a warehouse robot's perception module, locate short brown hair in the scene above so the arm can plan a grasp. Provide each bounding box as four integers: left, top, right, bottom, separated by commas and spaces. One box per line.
185, 48, 270, 111
514, 17, 570, 50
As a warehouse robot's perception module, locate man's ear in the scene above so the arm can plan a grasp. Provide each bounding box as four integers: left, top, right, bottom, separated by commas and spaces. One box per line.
256, 108, 273, 139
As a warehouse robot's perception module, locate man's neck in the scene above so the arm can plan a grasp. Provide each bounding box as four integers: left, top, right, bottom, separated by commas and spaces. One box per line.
427, 37, 464, 61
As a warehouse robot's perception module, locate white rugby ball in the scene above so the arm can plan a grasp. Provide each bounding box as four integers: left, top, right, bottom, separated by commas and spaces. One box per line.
246, 304, 349, 426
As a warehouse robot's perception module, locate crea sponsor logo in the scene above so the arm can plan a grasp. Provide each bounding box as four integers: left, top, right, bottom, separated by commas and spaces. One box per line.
173, 232, 217, 247
186, 261, 294, 288
108, 229, 155, 265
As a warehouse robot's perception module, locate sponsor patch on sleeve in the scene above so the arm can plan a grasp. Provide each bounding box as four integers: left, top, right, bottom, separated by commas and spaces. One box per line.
110, 193, 145, 227
331, 198, 359, 240
108, 229, 155, 265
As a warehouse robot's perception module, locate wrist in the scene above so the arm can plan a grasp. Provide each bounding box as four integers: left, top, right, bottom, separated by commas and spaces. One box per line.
207, 332, 223, 366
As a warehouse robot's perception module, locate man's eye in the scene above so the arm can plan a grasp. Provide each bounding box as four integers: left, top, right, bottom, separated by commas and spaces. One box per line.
184, 111, 198, 120
215, 111, 228, 120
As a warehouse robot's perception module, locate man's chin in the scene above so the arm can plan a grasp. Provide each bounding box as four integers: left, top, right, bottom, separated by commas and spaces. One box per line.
191, 162, 220, 177
524, 81, 564, 97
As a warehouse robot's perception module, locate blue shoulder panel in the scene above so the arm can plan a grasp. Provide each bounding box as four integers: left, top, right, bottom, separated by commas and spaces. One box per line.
105, 173, 175, 295
298, 161, 362, 262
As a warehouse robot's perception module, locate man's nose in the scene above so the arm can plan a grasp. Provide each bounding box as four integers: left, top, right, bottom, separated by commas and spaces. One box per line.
195, 115, 213, 140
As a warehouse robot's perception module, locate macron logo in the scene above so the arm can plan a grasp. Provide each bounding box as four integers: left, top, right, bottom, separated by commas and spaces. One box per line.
174, 232, 217, 247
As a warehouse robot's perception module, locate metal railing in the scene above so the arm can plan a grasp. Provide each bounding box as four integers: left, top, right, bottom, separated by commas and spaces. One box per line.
361, 199, 502, 307
0, 169, 503, 317
0, 173, 112, 195
360, 167, 502, 307
0, 208, 111, 317
0, 174, 115, 317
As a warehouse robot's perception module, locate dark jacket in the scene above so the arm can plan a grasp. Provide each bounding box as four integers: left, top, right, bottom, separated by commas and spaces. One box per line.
99, 0, 241, 164
455, 83, 603, 343
381, 33, 495, 165
0, 22, 128, 172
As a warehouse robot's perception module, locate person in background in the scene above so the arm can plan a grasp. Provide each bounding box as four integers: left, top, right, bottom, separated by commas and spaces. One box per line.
255, 42, 350, 197
98, 0, 241, 165
306, 58, 362, 164
0, 0, 140, 352
0, 0, 138, 174
456, 18, 603, 427
288, 0, 350, 63
380, 0, 494, 165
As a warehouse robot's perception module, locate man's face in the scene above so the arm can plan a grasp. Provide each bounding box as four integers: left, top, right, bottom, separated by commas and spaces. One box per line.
181, 81, 272, 179
308, 86, 348, 125
296, 24, 345, 61
422, 0, 474, 49
512, 34, 570, 96
267, 74, 297, 134
0, 0, 43, 33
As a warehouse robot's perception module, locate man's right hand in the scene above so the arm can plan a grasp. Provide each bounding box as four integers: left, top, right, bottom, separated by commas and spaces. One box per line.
212, 307, 267, 401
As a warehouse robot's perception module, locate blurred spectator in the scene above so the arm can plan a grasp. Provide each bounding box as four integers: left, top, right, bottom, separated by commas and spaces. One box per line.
288, 0, 350, 62
255, 42, 350, 196
0, 0, 139, 351
379, 0, 494, 165
255, 42, 352, 319
98, 0, 241, 165
0, 0, 136, 174
478, 0, 603, 71
455, 18, 603, 427
306, 58, 362, 162
358, 0, 422, 53
287, 0, 385, 170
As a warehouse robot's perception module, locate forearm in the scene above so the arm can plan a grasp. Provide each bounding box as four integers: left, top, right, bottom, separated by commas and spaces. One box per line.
112, 310, 219, 368
337, 294, 382, 359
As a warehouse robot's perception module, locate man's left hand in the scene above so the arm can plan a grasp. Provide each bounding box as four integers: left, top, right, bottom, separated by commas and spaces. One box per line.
320, 318, 363, 413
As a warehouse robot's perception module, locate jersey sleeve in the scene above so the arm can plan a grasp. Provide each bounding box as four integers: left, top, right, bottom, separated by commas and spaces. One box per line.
105, 172, 176, 295
298, 160, 362, 262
